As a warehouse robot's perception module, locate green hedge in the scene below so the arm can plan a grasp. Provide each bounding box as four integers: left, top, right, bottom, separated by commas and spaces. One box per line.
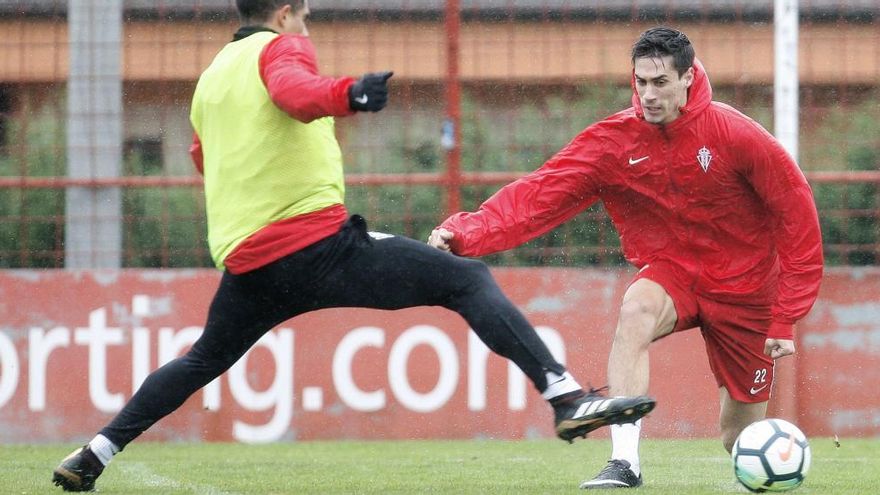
2, 86, 877, 268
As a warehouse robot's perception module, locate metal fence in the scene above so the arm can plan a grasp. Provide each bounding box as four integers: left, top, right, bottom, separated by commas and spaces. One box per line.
1, 0, 878, 268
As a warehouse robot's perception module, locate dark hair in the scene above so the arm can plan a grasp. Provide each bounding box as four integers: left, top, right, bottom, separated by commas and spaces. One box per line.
631, 27, 695, 76
235, 0, 305, 24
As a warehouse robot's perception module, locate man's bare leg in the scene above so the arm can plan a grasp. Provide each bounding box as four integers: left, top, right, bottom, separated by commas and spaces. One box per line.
608, 279, 678, 396
581, 279, 676, 489
719, 386, 768, 453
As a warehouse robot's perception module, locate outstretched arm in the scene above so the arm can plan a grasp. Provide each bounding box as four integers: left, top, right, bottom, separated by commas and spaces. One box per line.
434, 131, 606, 257
260, 34, 354, 122
260, 35, 392, 122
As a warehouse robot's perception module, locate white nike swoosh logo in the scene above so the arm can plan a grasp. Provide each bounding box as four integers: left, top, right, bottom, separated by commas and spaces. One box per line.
354, 94, 369, 104
749, 384, 769, 395
628, 156, 649, 165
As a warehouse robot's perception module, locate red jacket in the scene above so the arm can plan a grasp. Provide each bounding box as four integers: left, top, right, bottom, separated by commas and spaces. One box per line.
440, 61, 823, 339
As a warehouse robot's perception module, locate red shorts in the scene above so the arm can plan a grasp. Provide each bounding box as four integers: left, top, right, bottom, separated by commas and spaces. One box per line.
633, 262, 774, 403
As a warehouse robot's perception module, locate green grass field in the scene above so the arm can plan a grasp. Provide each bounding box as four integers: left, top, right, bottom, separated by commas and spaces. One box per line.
4, 438, 877, 494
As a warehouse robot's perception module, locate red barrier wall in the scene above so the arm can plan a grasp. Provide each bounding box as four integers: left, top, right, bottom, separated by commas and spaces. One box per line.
0, 268, 876, 443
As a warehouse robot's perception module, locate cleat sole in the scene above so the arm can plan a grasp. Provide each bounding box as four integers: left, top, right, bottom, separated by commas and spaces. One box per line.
52, 446, 101, 492
52, 468, 90, 492
555, 398, 656, 442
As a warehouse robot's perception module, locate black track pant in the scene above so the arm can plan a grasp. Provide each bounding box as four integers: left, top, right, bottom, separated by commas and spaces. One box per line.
101, 215, 568, 448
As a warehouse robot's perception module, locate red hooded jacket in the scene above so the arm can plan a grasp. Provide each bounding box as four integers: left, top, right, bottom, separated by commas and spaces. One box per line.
440, 61, 824, 340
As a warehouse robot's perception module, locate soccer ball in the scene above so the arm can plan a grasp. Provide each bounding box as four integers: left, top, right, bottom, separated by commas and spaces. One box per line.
732, 418, 811, 492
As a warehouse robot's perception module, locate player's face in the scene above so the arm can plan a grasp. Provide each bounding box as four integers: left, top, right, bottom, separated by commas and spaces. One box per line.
280, 1, 310, 36
633, 55, 694, 125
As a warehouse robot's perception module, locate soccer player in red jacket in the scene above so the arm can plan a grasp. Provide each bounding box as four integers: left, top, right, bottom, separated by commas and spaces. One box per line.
429, 27, 823, 489
51, 2, 655, 491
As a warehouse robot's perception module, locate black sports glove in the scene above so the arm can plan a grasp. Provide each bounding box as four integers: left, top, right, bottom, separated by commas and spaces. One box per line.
348, 71, 394, 112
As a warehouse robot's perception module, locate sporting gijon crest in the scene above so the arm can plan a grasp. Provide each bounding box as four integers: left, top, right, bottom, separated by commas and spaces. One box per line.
697, 146, 712, 172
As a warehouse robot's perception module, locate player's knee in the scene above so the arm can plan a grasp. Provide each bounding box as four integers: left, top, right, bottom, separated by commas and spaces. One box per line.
616, 298, 662, 342
441, 258, 498, 306
186, 346, 237, 374
459, 258, 494, 286
619, 296, 663, 319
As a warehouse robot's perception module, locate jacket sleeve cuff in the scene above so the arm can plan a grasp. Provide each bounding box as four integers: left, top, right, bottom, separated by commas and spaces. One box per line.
767, 321, 794, 340
437, 221, 464, 255
445, 231, 465, 255
335, 77, 357, 116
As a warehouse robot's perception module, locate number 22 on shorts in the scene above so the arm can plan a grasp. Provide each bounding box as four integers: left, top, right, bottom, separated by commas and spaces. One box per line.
749, 368, 769, 395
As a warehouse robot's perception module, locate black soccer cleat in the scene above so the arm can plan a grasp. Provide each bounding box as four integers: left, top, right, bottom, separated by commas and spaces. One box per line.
553, 388, 655, 442
52, 445, 105, 492
580, 459, 643, 489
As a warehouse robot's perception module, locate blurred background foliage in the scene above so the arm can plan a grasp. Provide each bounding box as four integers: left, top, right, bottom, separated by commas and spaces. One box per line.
1, 86, 877, 268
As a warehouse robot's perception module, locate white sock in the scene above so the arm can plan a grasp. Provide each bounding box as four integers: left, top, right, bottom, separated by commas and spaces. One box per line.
610, 420, 642, 476
541, 371, 582, 400
88, 434, 120, 466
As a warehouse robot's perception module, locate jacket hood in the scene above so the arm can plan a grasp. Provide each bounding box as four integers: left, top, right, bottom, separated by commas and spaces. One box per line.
631, 58, 712, 124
